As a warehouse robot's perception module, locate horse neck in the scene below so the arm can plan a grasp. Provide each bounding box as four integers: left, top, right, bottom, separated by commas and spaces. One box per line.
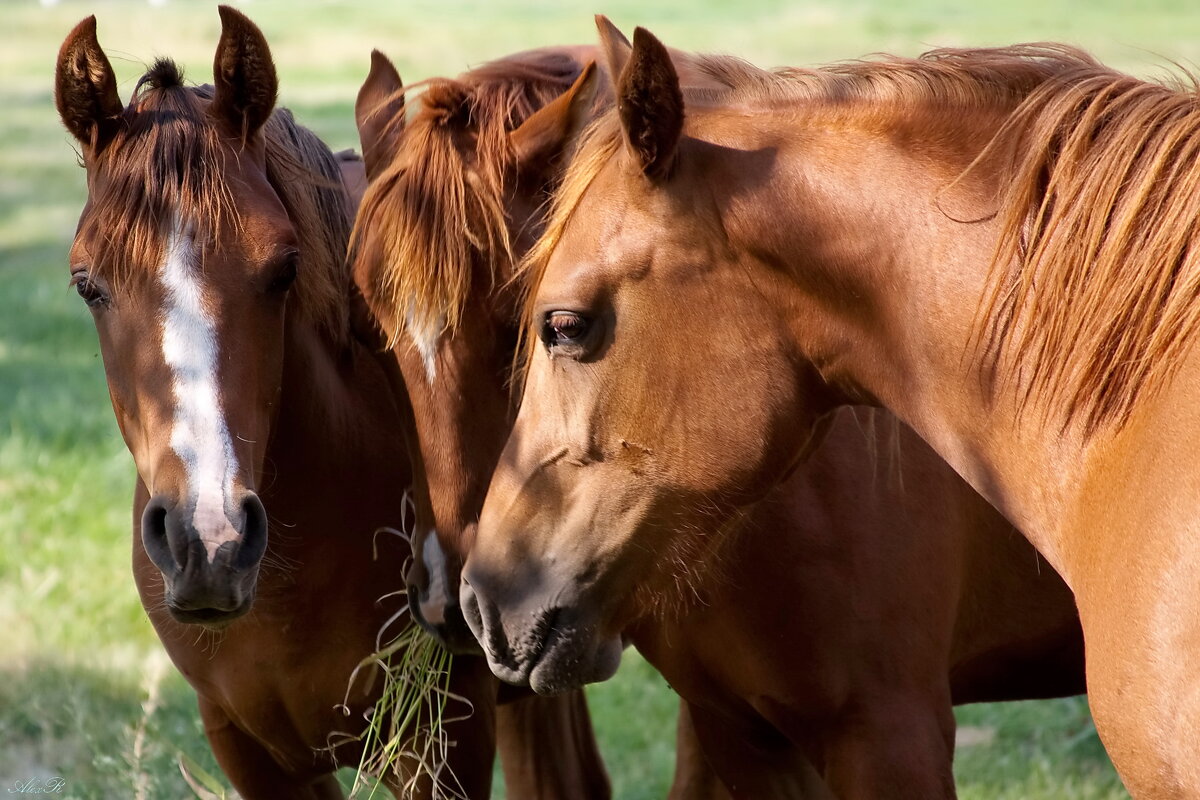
267, 306, 408, 521
714, 103, 1088, 572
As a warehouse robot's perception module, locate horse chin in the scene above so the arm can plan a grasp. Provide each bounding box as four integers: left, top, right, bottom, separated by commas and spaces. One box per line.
528, 631, 623, 695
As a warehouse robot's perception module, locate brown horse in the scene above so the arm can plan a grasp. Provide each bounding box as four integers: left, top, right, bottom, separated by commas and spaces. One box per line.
465, 19, 1200, 796
55, 9, 608, 799
351, 32, 1084, 797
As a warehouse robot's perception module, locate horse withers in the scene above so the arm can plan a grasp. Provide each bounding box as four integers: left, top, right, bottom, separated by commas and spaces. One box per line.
56, 8, 607, 798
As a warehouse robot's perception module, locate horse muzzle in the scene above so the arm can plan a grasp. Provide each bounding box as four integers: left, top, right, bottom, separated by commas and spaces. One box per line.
141, 492, 267, 626
459, 572, 623, 694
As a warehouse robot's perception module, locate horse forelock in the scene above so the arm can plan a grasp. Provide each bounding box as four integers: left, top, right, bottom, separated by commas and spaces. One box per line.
76, 63, 351, 343
512, 112, 619, 364
350, 49, 582, 350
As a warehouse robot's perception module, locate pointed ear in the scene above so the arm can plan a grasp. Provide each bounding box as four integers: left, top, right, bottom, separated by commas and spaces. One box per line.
595, 15, 632, 82
509, 61, 598, 179
55, 16, 124, 153
210, 5, 278, 141
616, 27, 684, 179
355, 50, 405, 180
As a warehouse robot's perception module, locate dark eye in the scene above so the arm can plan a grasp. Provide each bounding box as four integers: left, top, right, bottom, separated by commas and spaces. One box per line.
267, 254, 299, 294
542, 311, 590, 347
70, 272, 109, 309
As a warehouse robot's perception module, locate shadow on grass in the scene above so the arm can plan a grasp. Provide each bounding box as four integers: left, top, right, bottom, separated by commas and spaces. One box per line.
0, 657, 219, 800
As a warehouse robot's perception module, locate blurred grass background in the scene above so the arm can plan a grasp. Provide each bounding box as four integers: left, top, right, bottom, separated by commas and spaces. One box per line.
8, 0, 1197, 796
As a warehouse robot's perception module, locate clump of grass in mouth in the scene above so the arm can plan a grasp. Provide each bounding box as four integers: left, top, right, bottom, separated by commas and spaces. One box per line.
333, 492, 468, 799
343, 622, 464, 799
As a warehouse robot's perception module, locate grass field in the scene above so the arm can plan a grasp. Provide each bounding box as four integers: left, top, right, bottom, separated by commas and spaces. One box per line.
8, 0, 1196, 796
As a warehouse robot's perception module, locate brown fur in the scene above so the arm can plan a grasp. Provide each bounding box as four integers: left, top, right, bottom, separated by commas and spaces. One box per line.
350, 51, 580, 345
480, 27, 1200, 795
350, 35, 1085, 798
211, 4, 278, 141
54, 16, 124, 150
617, 28, 684, 177
73, 60, 349, 343
521, 45, 1106, 327
528, 43, 1200, 435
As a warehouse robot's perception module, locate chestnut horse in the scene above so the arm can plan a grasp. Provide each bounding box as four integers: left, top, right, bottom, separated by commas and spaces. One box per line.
55, 9, 607, 799
466, 20, 1200, 797
351, 34, 1084, 797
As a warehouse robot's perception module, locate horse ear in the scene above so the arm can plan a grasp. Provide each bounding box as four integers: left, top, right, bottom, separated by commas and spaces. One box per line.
595, 15, 632, 81
355, 50, 405, 180
210, 5, 278, 141
509, 61, 598, 179
55, 15, 124, 153
616, 27, 684, 179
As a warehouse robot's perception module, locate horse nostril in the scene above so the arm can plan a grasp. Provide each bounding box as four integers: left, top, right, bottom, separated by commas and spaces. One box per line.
141, 495, 187, 573
234, 492, 268, 570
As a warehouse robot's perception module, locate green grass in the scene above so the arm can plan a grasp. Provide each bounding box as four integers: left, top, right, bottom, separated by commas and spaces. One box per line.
6, 0, 1189, 796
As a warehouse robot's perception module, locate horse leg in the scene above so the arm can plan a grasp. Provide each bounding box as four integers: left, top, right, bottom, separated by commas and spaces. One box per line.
667, 701, 731, 800
495, 688, 611, 799
819, 693, 957, 800
684, 702, 833, 799
197, 698, 344, 800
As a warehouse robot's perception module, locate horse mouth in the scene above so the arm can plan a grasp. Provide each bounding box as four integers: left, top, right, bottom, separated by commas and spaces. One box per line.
166, 597, 252, 629
517, 608, 624, 695
409, 594, 484, 655
460, 583, 624, 691
527, 619, 622, 695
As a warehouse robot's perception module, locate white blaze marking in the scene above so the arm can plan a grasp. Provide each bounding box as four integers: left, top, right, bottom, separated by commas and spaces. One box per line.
421, 531, 451, 625
160, 218, 240, 562
405, 304, 442, 383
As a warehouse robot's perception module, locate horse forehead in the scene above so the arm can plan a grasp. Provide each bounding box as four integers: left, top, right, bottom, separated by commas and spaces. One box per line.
189, 165, 297, 275
219, 152, 297, 245
545, 196, 672, 295
229, 196, 298, 260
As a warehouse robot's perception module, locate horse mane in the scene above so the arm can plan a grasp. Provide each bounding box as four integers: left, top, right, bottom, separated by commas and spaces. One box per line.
971, 63, 1200, 433
349, 49, 583, 346
77, 58, 352, 343
686, 43, 1101, 111
524, 44, 1200, 433
517, 45, 1097, 356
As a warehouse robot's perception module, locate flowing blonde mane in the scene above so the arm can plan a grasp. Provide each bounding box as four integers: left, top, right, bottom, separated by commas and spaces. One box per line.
350, 50, 584, 346
972, 64, 1200, 432
78, 59, 353, 342
524, 44, 1200, 432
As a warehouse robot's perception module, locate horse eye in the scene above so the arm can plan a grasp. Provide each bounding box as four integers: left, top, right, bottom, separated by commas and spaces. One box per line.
544, 311, 589, 346
267, 254, 299, 293
71, 273, 109, 309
